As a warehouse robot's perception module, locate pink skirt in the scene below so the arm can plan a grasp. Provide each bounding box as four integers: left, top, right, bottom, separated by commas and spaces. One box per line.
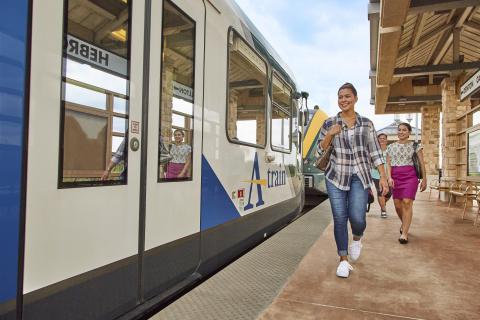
391, 166, 419, 200
166, 162, 185, 178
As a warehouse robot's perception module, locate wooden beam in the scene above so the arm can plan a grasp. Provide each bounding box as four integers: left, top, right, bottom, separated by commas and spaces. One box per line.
375, 86, 390, 114
408, 0, 480, 15
94, 9, 128, 43
377, 29, 403, 85
230, 79, 263, 90
453, 27, 461, 63
432, 33, 452, 64
465, 20, 480, 32
381, 0, 411, 28
405, 13, 427, 67
394, 61, 480, 77
385, 104, 427, 113
455, 6, 475, 28
388, 95, 442, 103
398, 22, 454, 58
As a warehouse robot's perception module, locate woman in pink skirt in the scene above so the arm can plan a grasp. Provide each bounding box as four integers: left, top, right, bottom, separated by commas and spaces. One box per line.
166, 129, 191, 179
386, 123, 427, 244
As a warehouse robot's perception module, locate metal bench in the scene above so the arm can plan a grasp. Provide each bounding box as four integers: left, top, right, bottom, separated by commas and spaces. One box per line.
448, 183, 479, 218
428, 179, 451, 200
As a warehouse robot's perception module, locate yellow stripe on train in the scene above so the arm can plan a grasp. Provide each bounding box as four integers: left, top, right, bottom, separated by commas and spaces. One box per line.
302, 109, 329, 159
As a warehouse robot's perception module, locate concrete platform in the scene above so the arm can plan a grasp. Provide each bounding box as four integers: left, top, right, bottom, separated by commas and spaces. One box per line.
149, 204, 332, 320
258, 193, 480, 320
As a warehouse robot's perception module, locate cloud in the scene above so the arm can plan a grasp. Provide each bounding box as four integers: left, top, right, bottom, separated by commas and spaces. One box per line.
234, 0, 421, 130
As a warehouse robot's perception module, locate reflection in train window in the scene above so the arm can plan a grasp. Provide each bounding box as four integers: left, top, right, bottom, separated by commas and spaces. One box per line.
292, 100, 300, 151
227, 29, 267, 147
59, 0, 130, 187
271, 73, 292, 152
158, 0, 195, 182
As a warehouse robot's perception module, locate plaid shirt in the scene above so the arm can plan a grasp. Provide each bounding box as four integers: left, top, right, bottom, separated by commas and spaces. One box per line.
317, 112, 384, 190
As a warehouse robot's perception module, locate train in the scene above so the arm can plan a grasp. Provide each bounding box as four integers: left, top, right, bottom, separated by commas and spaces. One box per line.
302, 108, 329, 203
1, 0, 311, 319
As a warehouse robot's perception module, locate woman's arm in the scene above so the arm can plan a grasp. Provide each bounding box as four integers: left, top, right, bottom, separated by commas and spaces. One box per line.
417, 148, 427, 191
367, 122, 389, 194
386, 154, 394, 188
178, 153, 191, 177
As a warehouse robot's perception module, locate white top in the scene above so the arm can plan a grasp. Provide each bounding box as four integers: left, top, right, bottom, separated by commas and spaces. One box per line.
170, 143, 191, 163
386, 142, 423, 166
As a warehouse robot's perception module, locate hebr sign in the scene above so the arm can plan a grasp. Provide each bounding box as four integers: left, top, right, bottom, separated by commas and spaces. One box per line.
65, 35, 128, 78
460, 69, 480, 101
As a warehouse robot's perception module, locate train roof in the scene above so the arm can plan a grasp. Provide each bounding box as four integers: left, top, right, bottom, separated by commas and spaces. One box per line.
226, 0, 297, 90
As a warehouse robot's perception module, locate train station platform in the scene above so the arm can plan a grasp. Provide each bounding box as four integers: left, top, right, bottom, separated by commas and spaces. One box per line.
150, 192, 480, 320
259, 193, 480, 320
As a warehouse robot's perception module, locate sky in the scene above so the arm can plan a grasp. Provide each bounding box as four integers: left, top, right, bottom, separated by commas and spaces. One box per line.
235, 0, 421, 130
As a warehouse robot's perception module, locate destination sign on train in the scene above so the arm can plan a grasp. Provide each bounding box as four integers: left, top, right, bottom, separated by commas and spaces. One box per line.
65, 34, 127, 77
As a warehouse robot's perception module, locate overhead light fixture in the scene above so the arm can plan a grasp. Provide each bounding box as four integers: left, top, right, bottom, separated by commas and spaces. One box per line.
111, 28, 127, 42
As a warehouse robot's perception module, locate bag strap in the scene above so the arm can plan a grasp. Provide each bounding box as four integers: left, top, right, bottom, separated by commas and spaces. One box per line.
324, 118, 337, 149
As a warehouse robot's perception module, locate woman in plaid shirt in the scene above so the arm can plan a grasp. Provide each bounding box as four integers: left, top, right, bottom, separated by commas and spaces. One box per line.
318, 83, 389, 278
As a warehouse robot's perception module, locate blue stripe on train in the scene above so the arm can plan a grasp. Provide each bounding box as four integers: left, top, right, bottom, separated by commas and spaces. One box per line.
200, 155, 240, 231
0, 0, 29, 304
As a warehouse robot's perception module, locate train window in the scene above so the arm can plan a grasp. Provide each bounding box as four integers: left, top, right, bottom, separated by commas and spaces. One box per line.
158, 1, 195, 182
227, 29, 267, 147
59, 0, 130, 187
271, 73, 292, 152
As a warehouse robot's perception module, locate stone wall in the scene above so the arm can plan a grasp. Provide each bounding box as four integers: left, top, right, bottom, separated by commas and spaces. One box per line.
421, 105, 440, 175
441, 78, 470, 180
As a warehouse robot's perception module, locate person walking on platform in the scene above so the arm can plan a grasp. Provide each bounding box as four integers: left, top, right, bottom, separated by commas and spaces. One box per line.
317, 83, 389, 278
371, 133, 392, 218
386, 123, 427, 244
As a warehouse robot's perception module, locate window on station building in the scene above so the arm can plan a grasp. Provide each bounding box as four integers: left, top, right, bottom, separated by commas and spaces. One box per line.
227, 29, 267, 147
59, 0, 130, 187
158, 0, 195, 181
473, 111, 480, 127
271, 72, 292, 152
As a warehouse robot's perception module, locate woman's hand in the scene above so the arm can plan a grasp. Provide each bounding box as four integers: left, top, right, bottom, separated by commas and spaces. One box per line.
379, 176, 389, 196
327, 124, 341, 136
419, 179, 427, 192
388, 177, 394, 188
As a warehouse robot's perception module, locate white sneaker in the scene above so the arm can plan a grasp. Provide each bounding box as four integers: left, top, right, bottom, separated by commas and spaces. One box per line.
336, 260, 353, 278
349, 239, 362, 262
381, 211, 387, 218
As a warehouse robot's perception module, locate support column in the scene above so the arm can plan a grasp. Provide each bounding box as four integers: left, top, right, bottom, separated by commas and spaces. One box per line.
421, 105, 440, 175
441, 78, 469, 180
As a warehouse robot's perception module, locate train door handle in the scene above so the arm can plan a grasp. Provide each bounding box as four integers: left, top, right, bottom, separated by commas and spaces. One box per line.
265, 152, 275, 162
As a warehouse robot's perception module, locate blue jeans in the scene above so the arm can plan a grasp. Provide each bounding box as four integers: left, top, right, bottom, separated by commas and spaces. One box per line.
326, 175, 368, 257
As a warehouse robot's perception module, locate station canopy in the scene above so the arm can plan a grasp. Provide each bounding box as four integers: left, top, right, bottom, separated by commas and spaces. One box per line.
369, 0, 480, 114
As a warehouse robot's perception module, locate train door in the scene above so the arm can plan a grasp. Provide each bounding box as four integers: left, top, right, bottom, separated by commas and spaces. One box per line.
142, 0, 204, 299
269, 71, 300, 204
23, 0, 145, 318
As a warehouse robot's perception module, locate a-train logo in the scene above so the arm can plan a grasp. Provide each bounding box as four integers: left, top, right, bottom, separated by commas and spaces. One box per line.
243, 153, 286, 211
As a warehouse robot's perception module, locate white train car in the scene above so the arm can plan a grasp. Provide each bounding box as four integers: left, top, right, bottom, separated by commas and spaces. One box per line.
0, 0, 305, 319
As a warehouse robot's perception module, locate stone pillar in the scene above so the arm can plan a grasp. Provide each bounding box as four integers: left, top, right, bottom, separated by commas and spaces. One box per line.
421, 105, 440, 175
228, 90, 239, 139
161, 66, 174, 140
441, 78, 469, 179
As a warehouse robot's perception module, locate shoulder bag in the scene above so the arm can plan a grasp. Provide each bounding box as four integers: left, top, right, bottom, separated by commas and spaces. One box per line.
315, 120, 336, 171
412, 142, 423, 179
